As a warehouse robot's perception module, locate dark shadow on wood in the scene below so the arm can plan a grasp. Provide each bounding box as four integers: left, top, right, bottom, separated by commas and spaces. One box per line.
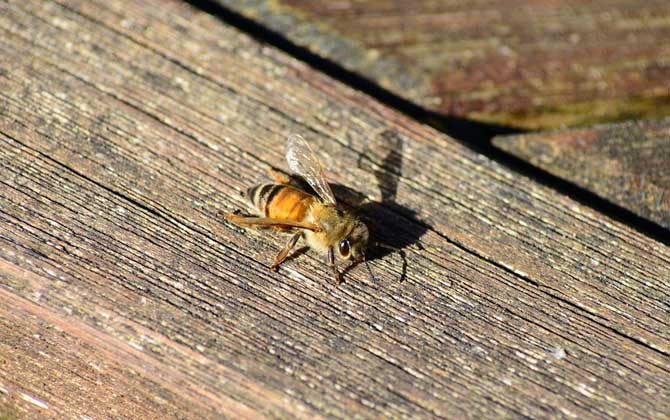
336, 130, 426, 282
184, 0, 670, 246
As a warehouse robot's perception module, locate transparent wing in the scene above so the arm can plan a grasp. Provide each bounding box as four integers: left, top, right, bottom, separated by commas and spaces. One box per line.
286, 134, 337, 205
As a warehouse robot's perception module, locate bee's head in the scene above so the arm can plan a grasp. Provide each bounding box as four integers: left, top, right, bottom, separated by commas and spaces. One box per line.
337, 218, 369, 263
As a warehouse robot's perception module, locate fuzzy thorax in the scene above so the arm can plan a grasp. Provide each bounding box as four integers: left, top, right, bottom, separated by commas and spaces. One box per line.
305, 204, 368, 261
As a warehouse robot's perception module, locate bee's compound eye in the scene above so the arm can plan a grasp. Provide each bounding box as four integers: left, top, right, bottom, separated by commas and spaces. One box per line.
338, 239, 351, 258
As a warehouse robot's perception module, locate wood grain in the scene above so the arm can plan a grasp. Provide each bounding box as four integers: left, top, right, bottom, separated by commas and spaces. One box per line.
216, 0, 670, 129
0, 276, 253, 420
494, 118, 670, 229
0, 0, 669, 417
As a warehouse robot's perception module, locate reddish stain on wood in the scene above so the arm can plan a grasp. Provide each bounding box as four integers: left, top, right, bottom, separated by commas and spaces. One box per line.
220, 0, 670, 129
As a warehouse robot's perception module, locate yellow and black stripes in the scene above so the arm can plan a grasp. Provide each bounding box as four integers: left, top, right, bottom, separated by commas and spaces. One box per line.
247, 183, 315, 221
247, 183, 281, 215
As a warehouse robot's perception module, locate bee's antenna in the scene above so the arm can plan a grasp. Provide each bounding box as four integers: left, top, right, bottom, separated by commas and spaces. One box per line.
373, 242, 401, 252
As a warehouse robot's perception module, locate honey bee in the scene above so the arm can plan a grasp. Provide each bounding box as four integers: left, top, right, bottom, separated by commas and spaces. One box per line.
221, 134, 369, 284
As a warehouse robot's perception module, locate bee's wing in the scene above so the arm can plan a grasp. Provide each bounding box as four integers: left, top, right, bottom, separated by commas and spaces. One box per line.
286, 134, 337, 205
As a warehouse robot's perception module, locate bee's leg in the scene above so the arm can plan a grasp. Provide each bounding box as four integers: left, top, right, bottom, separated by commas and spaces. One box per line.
328, 247, 342, 285
267, 169, 291, 184
220, 212, 322, 232
271, 232, 301, 272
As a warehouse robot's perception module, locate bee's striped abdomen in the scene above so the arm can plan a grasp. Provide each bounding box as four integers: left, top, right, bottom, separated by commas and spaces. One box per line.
247, 184, 282, 215
247, 184, 314, 221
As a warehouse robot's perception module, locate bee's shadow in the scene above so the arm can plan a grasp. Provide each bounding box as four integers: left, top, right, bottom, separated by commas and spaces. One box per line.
334, 129, 427, 282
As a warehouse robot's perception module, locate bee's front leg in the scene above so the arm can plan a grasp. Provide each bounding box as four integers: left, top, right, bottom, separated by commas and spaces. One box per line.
271, 232, 301, 272
327, 247, 342, 285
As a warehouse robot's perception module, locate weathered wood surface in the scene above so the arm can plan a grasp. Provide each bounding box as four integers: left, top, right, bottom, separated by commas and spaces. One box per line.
216, 0, 670, 129
1, 0, 669, 418
494, 118, 670, 230
0, 284, 246, 419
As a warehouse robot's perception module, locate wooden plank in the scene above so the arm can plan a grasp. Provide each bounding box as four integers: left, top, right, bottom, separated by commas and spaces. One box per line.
0, 0, 669, 417
213, 0, 670, 129
0, 278, 253, 419
493, 118, 670, 229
